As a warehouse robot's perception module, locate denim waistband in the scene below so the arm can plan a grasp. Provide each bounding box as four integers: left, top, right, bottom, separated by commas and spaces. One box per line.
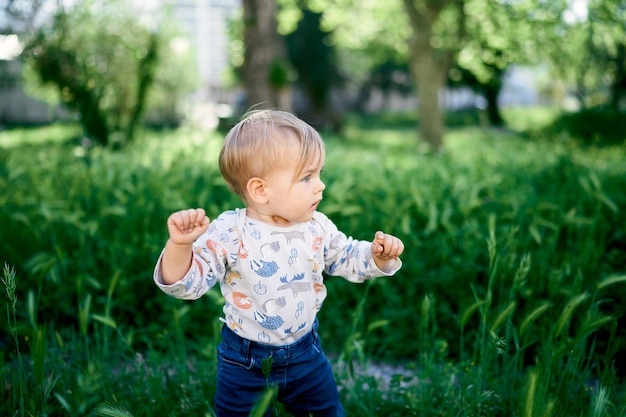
220, 320, 319, 364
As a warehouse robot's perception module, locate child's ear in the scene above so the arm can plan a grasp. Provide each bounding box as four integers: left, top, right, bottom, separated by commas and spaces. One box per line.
246, 177, 269, 204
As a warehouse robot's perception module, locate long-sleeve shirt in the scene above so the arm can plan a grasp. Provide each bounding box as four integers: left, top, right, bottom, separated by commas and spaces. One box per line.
154, 208, 402, 345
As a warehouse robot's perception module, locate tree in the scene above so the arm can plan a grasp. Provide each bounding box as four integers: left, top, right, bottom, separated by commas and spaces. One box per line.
279, 0, 414, 126
287, 0, 461, 148
582, 0, 626, 109
402, 0, 465, 149
21, 0, 197, 147
523, 0, 626, 110
285, 3, 343, 131
242, 0, 292, 111
449, 63, 506, 126
283, 0, 625, 147
451, 0, 536, 127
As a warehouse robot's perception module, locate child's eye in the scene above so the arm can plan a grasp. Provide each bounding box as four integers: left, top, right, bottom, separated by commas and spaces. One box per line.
302, 175, 311, 183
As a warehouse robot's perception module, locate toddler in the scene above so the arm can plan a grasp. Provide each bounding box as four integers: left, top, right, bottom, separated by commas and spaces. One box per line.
153, 109, 404, 416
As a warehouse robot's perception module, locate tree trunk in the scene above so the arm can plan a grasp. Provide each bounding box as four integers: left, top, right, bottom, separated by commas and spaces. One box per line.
609, 43, 626, 109
126, 32, 159, 145
410, 48, 445, 149
402, 0, 458, 150
483, 81, 504, 127
242, 0, 291, 112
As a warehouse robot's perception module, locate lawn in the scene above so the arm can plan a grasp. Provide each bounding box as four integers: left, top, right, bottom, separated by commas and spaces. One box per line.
1, 107, 625, 416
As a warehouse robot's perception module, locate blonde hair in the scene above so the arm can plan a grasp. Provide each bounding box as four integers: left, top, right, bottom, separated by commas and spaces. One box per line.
218, 109, 325, 203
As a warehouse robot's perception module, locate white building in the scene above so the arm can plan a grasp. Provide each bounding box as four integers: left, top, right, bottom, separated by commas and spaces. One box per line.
164, 0, 240, 103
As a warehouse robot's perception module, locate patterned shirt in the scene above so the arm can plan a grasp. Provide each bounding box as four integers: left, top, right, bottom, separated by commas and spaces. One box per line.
154, 208, 401, 345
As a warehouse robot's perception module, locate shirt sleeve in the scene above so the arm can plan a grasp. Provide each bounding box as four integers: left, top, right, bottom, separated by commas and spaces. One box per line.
316, 212, 402, 283
153, 211, 238, 300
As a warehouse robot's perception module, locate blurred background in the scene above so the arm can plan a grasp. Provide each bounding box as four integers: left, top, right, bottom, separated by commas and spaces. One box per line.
1, 1, 625, 416
1, 0, 624, 147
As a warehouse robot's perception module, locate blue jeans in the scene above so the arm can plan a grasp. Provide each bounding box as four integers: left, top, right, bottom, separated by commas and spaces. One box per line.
214, 321, 345, 417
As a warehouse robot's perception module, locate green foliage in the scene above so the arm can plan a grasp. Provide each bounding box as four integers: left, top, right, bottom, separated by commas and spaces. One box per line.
524, 0, 626, 109
21, 0, 198, 147
1, 109, 626, 416
278, 0, 410, 83
286, 6, 340, 111
268, 58, 292, 88
543, 108, 626, 146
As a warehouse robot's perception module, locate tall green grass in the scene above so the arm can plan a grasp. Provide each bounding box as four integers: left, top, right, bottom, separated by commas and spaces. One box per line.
1, 110, 625, 416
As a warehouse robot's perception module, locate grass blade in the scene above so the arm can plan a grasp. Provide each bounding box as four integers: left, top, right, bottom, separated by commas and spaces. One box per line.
520, 301, 552, 339
597, 275, 626, 290
554, 292, 589, 340
490, 300, 517, 334
93, 401, 134, 417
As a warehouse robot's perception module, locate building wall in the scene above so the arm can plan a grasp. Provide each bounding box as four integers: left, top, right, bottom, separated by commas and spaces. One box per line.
168, 0, 241, 103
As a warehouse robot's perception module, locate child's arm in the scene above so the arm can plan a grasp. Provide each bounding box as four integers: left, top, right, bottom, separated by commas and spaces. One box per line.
161, 208, 210, 284
371, 231, 404, 270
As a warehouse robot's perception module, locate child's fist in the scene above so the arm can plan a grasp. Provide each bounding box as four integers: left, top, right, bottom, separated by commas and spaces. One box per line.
371, 231, 404, 264
167, 208, 210, 245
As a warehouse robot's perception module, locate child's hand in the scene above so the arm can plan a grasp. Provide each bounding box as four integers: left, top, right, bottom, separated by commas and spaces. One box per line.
167, 208, 210, 245
371, 231, 404, 268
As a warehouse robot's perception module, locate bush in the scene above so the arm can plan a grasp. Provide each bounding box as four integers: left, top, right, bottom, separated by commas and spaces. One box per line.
545, 108, 626, 146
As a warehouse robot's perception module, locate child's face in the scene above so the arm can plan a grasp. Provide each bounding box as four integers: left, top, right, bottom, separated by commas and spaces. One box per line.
261, 143, 325, 226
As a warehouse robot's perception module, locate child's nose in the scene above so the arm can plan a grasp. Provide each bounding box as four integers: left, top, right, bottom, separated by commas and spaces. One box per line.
317, 178, 326, 192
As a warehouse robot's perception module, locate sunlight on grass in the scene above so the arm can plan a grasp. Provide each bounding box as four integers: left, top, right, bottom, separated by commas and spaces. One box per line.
502, 105, 561, 132
0, 123, 83, 147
